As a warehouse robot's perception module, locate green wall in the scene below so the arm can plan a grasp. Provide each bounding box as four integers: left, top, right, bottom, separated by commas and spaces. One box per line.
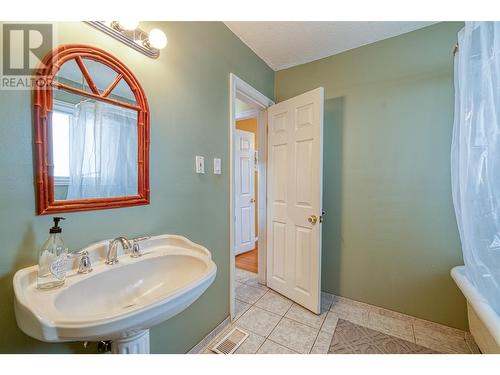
276, 22, 467, 329
0, 21, 274, 353
0, 21, 470, 353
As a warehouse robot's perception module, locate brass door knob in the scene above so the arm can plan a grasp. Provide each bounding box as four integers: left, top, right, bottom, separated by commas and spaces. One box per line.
308, 214, 318, 225
250, 198, 256, 203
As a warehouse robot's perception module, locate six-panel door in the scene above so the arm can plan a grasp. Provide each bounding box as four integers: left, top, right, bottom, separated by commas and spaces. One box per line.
266, 87, 324, 314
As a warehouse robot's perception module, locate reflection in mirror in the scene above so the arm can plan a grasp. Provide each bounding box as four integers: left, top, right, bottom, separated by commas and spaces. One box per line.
34, 45, 149, 214
111, 78, 136, 104
52, 88, 138, 200
55, 58, 137, 105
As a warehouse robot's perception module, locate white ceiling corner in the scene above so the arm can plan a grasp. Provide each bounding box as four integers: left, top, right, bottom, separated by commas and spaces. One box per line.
224, 21, 437, 71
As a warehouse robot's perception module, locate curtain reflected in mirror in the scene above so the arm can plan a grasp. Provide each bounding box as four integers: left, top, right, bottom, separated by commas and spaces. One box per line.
52, 96, 138, 200
51, 59, 139, 200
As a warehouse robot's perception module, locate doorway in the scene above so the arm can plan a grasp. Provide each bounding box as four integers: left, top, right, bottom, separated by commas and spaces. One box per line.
229, 74, 325, 319
234, 115, 258, 272
229, 74, 274, 319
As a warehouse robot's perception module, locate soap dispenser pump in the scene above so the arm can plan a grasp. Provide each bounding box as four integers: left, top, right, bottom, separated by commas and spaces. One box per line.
37, 217, 69, 289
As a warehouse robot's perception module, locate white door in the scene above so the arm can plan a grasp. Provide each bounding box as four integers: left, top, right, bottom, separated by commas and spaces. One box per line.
267, 87, 324, 314
234, 129, 256, 255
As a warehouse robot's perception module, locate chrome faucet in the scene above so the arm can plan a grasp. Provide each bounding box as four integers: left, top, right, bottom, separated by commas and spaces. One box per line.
105, 237, 132, 265
105, 236, 150, 265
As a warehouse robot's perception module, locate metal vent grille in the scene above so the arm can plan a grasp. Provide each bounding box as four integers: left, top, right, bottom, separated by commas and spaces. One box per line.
211, 327, 249, 354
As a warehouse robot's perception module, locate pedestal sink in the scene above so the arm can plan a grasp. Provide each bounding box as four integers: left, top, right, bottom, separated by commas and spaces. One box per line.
13, 235, 217, 354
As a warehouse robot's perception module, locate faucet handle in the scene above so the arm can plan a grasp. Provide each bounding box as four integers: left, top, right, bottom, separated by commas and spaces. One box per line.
130, 236, 149, 258
78, 250, 93, 274
131, 243, 142, 258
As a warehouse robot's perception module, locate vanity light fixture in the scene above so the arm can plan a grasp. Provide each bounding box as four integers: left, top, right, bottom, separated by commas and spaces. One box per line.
85, 21, 167, 59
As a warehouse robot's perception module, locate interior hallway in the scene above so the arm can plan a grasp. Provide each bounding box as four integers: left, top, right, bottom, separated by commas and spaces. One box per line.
235, 243, 258, 273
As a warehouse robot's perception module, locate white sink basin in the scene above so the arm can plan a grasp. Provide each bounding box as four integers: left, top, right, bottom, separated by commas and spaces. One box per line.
13, 235, 217, 353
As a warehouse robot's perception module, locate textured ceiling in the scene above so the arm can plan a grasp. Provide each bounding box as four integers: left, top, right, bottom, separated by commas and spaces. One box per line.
225, 22, 437, 71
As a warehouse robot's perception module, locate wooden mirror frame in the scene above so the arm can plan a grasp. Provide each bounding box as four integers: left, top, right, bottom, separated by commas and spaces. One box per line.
33, 45, 150, 215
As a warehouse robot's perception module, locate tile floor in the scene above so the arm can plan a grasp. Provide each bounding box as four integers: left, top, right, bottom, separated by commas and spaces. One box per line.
199, 268, 480, 354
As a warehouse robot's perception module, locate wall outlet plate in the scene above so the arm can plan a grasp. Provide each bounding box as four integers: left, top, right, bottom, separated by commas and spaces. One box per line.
195, 156, 205, 174
214, 158, 221, 175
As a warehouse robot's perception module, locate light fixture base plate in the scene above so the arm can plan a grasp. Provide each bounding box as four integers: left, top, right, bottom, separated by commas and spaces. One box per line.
85, 21, 160, 59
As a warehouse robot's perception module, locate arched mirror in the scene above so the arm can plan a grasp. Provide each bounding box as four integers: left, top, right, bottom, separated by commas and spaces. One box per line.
33, 45, 150, 214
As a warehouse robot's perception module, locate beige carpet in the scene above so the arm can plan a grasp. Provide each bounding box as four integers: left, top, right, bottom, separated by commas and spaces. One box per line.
328, 319, 438, 354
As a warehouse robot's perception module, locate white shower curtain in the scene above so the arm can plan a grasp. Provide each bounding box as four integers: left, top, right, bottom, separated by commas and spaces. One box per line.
451, 22, 500, 314
66, 100, 138, 199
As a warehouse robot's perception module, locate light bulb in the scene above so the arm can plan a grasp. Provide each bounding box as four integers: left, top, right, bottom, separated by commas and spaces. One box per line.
118, 20, 139, 31
148, 29, 167, 49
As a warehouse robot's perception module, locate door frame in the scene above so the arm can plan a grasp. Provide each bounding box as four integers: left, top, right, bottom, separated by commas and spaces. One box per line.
229, 73, 274, 319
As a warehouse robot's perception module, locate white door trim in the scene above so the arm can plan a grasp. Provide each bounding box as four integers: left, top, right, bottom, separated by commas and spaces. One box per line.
229, 73, 274, 320
235, 109, 259, 121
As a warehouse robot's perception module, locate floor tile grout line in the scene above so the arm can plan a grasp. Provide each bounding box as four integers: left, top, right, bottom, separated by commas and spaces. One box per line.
265, 337, 300, 354
252, 294, 285, 353
284, 313, 325, 331
309, 306, 333, 353
236, 281, 289, 354
255, 288, 294, 316
235, 285, 269, 306
309, 331, 322, 354
254, 338, 266, 353
267, 301, 294, 337
309, 309, 329, 353
411, 320, 417, 344
252, 287, 270, 305
233, 302, 252, 321
232, 272, 270, 353
241, 280, 329, 354
258, 301, 295, 353
250, 285, 325, 354
239, 276, 332, 342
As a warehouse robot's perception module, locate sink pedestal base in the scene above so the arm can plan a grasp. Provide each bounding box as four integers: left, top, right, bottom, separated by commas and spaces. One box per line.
111, 329, 150, 354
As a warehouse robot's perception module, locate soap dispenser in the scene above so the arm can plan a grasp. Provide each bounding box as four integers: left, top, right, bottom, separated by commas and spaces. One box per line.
37, 217, 69, 289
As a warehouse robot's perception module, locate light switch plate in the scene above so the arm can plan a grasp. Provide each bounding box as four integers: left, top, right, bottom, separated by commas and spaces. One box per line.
213, 158, 221, 175
195, 156, 205, 174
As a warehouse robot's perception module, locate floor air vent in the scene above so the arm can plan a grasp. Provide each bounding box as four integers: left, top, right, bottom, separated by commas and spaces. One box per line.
211, 327, 249, 354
